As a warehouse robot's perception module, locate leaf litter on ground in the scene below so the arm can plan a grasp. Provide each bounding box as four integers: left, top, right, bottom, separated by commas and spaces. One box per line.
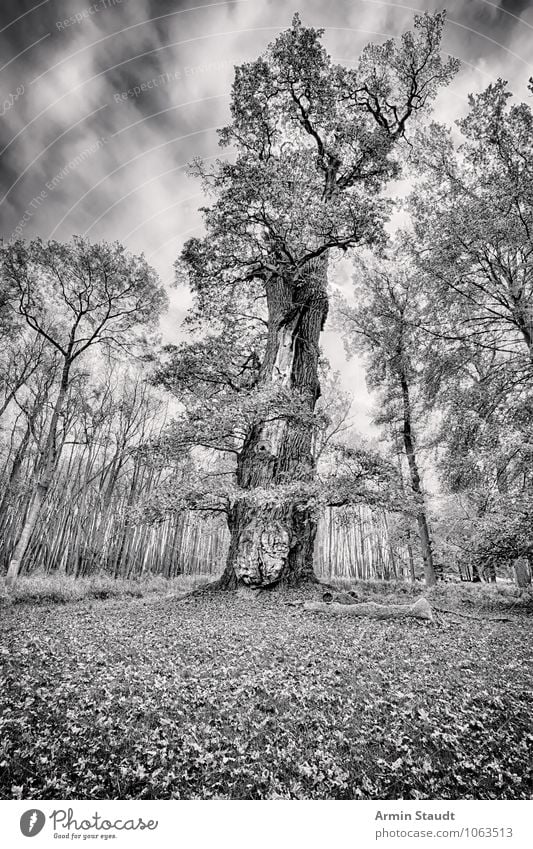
0, 584, 531, 800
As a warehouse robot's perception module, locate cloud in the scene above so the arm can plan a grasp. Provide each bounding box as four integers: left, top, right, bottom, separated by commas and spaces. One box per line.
1, 0, 532, 434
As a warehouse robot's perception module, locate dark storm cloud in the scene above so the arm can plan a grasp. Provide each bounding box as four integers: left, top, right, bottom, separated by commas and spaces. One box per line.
0, 0, 531, 300
450, 0, 533, 44
0, 1, 222, 233
500, 0, 532, 18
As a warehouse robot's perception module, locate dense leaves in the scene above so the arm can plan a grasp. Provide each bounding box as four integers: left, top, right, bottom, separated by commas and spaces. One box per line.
1, 587, 530, 800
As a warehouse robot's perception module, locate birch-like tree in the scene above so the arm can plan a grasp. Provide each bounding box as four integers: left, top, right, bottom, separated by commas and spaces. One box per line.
337, 252, 437, 585
0, 237, 167, 586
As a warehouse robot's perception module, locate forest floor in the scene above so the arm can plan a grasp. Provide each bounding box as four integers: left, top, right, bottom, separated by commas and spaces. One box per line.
0, 579, 531, 800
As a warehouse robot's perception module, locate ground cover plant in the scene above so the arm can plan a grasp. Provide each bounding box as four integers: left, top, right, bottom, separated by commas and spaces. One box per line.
1, 583, 531, 800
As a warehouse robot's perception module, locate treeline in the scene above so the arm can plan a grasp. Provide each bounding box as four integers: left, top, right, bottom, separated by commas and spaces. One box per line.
338, 77, 533, 585
1, 16, 532, 589
0, 241, 410, 585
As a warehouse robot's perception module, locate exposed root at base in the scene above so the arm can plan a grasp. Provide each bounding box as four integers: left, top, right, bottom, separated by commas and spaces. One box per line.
174, 573, 330, 601
432, 605, 512, 622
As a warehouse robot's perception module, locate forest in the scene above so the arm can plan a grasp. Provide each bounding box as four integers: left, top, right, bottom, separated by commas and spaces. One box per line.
1, 12, 532, 593
1, 10, 532, 802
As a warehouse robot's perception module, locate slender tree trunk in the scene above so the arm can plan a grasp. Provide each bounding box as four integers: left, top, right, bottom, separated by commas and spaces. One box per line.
399, 369, 436, 586
5, 484, 49, 585
406, 531, 416, 582
113, 459, 142, 578
495, 459, 509, 495
0, 387, 18, 422
5, 358, 71, 587
382, 510, 397, 578
512, 299, 533, 363
390, 425, 416, 583
484, 562, 497, 583
0, 418, 32, 531
221, 257, 328, 588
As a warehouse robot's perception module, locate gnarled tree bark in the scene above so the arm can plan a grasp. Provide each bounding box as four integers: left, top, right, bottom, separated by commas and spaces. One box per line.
221, 256, 328, 588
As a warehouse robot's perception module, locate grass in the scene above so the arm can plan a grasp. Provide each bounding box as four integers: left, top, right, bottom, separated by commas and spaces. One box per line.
329, 577, 532, 612
0, 573, 212, 606
0, 579, 531, 800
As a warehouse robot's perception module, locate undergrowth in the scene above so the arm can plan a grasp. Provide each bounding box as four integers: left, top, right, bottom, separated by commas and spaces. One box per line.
2, 571, 530, 614
329, 577, 532, 612
0, 573, 212, 606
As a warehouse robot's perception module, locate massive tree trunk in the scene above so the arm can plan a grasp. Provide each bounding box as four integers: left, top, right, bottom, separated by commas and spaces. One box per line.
399, 369, 437, 587
222, 256, 328, 588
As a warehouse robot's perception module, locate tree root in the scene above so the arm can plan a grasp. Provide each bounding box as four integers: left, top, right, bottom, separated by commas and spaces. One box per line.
432, 605, 511, 622
304, 596, 434, 622
173, 572, 333, 601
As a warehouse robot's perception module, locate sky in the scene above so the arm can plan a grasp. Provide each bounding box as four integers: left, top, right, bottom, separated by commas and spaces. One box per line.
0, 0, 532, 434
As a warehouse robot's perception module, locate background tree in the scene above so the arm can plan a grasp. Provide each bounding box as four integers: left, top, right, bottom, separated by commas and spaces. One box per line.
411, 79, 533, 365
423, 343, 533, 581
407, 78, 533, 582
0, 237, 167, 586
336, 251, 437, 585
